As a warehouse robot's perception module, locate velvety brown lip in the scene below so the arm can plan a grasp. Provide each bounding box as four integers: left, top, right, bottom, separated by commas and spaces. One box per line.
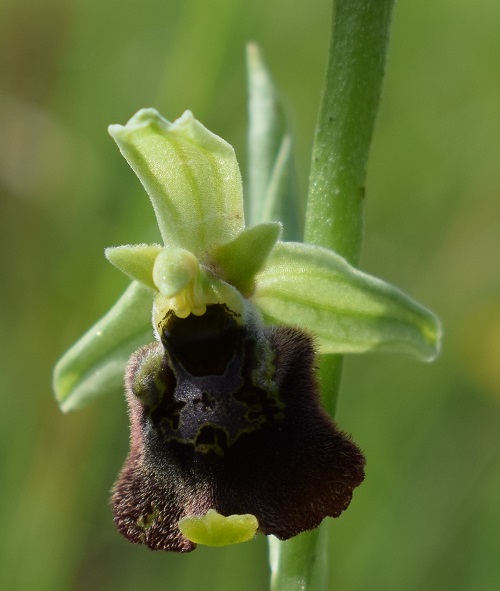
111, 305, 365, 552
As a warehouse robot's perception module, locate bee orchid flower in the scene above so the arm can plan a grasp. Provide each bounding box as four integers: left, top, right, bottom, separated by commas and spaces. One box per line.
53, 109, 440, 551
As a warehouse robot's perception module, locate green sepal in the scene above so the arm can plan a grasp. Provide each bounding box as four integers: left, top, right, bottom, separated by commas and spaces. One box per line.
212, 222, 281, 296
253, 242, 441, 361
53, 281, 154, 412
105, 244, 162, 290
178, 509, 258, 547
108, 109, 245, 259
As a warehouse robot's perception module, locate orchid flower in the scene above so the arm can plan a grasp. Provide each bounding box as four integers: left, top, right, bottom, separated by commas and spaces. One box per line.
53, 108, 440, 552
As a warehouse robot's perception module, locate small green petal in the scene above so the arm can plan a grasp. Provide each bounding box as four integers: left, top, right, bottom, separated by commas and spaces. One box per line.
53, 281, 153, 412
212, 222, 281, 296
108, 109, 244, 259
178, 510, 258, 547
105, 244, 162, 290
254, 242, 441, 361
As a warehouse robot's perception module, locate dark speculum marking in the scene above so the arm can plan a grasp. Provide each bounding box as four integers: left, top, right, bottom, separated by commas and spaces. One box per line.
159, 304, 242, 376
150, 305, 283, 449
112, 304, 365, 552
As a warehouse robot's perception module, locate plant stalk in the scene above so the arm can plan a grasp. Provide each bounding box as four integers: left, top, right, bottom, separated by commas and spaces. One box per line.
270, 1, 395, 589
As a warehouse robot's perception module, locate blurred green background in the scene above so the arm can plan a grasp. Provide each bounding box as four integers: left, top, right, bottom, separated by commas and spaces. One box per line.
1, 0, 499, 589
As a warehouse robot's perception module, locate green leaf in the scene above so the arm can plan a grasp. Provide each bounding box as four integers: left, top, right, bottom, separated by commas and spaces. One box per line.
254, 242, 441, 361
262, 134, 302, 241
109, 108, 245, 259
246, 43, 301, 240
212, 222, 281, 296
53, 281, 154, 412
105, 244, 162, 290
178, 509, 258, 547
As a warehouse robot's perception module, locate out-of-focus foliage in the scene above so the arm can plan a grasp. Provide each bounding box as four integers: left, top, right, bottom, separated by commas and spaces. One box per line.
1, 0, 499, 590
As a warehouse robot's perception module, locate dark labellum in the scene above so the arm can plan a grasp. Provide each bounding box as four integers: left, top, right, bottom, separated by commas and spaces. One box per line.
112, 304, 365, 552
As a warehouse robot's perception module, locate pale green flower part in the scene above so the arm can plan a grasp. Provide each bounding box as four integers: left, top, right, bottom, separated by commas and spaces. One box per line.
53, 108, 441, 412
108, 109, 245, 258
178, 510, 259, 547
53, 281, 153, 412
105, 244, 161, 290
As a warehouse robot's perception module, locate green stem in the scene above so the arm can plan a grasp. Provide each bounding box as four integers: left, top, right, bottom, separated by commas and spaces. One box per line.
305, 0, 395, 264
270, 1, 395, 590
269, 528, 328, 591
